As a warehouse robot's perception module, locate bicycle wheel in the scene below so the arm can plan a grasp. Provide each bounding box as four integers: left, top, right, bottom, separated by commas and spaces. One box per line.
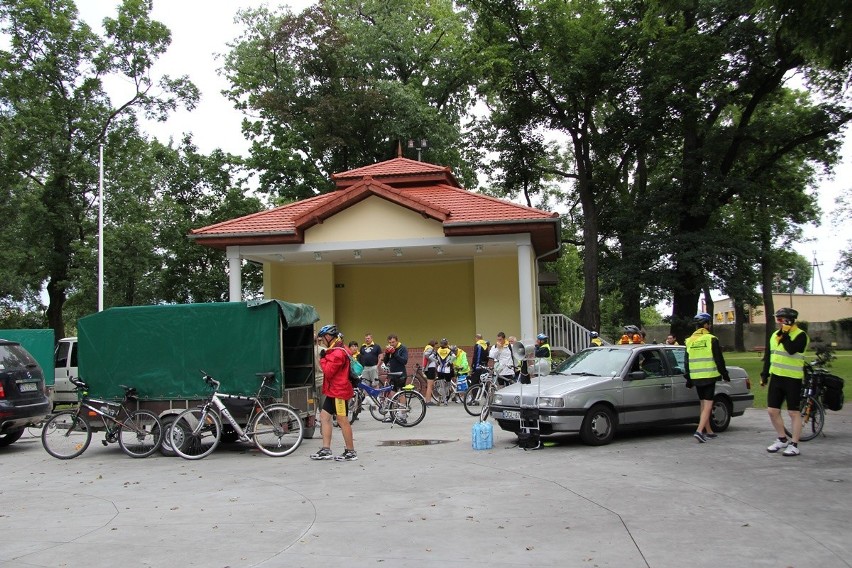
41, 410, 92, 459
369, 394, 390, 422
390, 390, 426, 427
786, 396, 825, 442
463, 384, 485, 416
118, 410, 163, 458
409, 375, 425, 393
170, 407, 222, 460
252, 404, 304, 457
480, 389, 493, 422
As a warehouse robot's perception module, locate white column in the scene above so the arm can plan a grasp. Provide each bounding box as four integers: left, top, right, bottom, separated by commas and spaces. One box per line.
517, 243, 534, 340
227, 247, 242, 302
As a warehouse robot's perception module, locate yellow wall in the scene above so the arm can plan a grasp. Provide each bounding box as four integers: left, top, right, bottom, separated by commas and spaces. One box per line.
712, 294, 852, 324
473, 255, 520, 340
334, 262, 475, 347
265, 263, 335, 329
305, 196, 444, 242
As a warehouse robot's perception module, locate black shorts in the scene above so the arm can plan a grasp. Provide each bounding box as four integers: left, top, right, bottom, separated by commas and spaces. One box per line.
767, 375, 803, 410
322, 396, 349, 417
388, 373, 407, 391
424, 367, 437, 380
694, 382, 715, 401
437, 372, 453, 382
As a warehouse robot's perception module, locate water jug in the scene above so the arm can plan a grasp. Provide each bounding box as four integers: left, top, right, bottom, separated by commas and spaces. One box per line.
472, 420, 493, 450
456, 374, 468, 392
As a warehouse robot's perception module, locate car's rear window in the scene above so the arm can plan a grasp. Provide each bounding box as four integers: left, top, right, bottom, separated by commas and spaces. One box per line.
0, 344, 37, 371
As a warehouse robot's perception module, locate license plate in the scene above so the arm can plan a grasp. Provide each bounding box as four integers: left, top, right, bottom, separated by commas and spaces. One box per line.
19, 382, 38, 392
502, 410, 520, 420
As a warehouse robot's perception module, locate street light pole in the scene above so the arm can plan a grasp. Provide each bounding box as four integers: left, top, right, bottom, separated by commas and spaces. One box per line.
407, 138, 428, 161
98, 143, 104, 312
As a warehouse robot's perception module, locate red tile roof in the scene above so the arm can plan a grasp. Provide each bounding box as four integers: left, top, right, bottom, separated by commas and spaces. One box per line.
191, 158, 560, 255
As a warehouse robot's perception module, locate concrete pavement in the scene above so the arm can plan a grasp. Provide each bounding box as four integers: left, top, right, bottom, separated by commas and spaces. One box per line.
1, 404, 851, 568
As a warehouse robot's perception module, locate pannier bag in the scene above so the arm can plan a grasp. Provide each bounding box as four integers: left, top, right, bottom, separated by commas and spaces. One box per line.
821, 373, 845, 411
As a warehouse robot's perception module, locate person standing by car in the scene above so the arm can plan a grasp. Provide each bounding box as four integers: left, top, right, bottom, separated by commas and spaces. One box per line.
761, 307, 810, 457
665, 334, 679, 345
359, 333, 383, 387
489, 332, 516, 385
310, 324, 357, 462
684, 312, 730, 443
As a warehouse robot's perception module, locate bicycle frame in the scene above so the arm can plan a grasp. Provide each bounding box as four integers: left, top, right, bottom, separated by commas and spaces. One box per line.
197, 380, 274, 440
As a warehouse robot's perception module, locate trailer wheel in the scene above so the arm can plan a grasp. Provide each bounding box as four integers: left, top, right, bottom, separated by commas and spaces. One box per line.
159, 415, 178, 457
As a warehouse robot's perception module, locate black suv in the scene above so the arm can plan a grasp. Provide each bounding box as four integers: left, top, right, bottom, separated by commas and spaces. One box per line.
0, 339, 51, 447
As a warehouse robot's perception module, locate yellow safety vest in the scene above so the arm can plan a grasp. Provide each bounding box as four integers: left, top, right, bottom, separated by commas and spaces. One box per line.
685, 329, 719, 380
768, 326, 809, 380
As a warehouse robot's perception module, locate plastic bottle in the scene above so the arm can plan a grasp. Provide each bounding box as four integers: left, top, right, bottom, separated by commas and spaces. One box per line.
472, 420, 493, 450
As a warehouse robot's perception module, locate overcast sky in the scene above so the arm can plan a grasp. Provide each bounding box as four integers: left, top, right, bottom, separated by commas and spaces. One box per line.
75, 0, 848, 294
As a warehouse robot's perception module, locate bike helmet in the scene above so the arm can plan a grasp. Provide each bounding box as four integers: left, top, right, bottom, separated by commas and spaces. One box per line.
317, 324, 339, 338
774, 307, 798, 322
693, 312, 712, 325
589, 331, 599, 338
624, 325, 640, 334
536, 333, 548, 341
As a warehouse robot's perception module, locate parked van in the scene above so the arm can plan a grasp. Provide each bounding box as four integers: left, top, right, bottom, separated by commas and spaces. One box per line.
53, 337, 78, 408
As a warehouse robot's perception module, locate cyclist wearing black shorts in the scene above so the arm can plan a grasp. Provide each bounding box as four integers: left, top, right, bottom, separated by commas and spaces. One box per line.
684, 313, 730, 443
761, 307, 810, 457
383, 334, 409, 393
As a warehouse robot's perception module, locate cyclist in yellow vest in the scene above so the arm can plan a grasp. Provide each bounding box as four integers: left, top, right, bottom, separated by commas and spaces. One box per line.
590, 331, 604, 347
761, 307, 810, 457
685, 312, 730, 443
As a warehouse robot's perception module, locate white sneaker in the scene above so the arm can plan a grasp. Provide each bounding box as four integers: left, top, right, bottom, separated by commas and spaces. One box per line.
782, 444, 800, 457
767, 439, 789, 453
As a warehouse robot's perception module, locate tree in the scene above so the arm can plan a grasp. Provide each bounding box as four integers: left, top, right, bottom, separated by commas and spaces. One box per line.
221, 0, 477, 200
830, 192, 852, 295
0, 0, 198, 339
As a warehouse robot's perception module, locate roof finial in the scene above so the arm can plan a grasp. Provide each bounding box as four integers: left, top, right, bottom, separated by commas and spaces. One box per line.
397, 140, 403, 158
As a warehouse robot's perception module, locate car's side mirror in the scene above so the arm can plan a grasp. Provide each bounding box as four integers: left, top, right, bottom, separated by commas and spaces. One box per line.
673, 366, 685, 375
626, 371, 646, 381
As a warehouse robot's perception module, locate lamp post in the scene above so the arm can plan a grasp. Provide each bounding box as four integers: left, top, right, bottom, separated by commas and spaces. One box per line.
407, 138, 428, 161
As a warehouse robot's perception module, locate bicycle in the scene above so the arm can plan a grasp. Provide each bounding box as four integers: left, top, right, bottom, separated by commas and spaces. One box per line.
784, 356, 838, 442
463, 366, 514, 420
350, 378, 427, 427
41, 377, 163, 459
169, 372, 304, 460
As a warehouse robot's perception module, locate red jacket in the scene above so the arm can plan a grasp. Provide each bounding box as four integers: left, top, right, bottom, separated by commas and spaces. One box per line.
321, 345, 354, 400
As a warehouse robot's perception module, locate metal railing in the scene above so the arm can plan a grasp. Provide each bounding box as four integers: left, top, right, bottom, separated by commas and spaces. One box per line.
540, 314, 603, 356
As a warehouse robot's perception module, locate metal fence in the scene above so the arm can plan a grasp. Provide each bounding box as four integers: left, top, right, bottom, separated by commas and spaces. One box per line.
540, 313, 598, 356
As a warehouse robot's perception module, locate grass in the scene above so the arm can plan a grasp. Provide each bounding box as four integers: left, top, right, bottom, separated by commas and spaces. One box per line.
725, 350, 852, 409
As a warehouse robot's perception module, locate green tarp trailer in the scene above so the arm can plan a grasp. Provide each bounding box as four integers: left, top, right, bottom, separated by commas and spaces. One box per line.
0, 329, 55, 386
77, 300, 319, 403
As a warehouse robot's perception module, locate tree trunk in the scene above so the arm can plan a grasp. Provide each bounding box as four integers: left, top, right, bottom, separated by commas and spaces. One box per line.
733, 298, 746, 351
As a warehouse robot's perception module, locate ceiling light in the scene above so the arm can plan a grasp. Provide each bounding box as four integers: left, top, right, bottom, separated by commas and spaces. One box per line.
314, 252, 322, 261
393, 248, 402, 257
353, 250, 362, 259
475, 245, 483, 253
434, 246, 444, 255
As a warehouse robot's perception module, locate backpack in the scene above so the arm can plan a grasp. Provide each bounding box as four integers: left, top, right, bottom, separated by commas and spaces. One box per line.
335, 347, 363, 386
821, 373, 845, 411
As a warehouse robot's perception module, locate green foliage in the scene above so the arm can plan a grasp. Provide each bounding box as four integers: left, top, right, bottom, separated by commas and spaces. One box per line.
222, 0, 478, 200
0, 0, 198, 338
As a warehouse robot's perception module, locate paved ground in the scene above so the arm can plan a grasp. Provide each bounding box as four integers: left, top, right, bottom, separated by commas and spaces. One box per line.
1, 404, 851, 568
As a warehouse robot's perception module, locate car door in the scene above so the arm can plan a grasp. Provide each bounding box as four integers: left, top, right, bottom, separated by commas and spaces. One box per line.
665, 347, 701, 420
52, 337, 78, 404
619, 349, 674, 425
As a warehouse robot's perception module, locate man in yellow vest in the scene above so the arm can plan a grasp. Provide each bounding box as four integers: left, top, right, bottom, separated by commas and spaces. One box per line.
685, 312, 730, 443
761, 307, 810, 456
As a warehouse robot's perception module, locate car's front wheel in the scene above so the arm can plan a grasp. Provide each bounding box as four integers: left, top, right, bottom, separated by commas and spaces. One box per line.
710, 396, 732, 432
579, 404, 616, 446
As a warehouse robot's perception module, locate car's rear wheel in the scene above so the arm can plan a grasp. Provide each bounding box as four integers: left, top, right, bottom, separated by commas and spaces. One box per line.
0, 428, 25, 447
710, 396, 732, 432
579, 404, 616, 446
